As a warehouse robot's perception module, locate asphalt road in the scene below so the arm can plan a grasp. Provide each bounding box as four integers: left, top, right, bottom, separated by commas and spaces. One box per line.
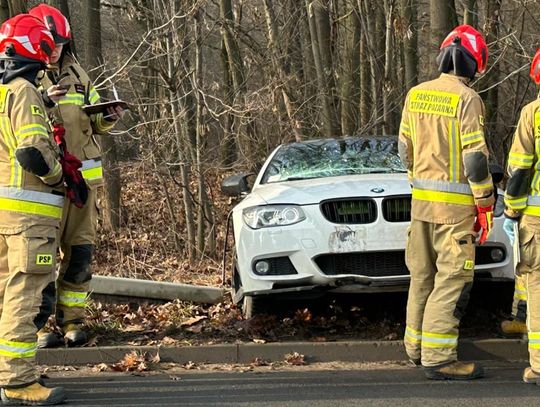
48, 362, 540, 407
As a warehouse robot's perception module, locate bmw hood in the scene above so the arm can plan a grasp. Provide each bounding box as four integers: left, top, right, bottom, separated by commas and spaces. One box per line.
252, 174, 411, 205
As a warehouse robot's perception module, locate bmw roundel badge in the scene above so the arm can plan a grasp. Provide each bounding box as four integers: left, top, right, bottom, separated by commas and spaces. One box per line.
371, 187, 385, 193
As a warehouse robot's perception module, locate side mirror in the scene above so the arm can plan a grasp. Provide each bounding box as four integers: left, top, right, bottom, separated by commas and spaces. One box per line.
221, 173, 253, 197
489, 163, 504, 184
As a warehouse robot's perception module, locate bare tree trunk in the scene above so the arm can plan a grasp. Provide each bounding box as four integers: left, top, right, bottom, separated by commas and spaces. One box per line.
484, 0, 501, 150
219, 40, 236, 166
306, 0, 341, 137
340, 1, 360, 136
400, 0, 418, 88
194, 7, 214, 258
219, 0, 256, 165
7, 0, 25, 15
164, 3, 196, 260
263, 0, 304, 141
430, 0, 457, 76
359, 28, 371, 128
85, 0, 121, 231
463, 0, 477, 26
382, 0, 395, 135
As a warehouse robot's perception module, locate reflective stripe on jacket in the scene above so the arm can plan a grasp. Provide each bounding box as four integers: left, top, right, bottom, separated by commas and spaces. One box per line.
504, 98, 540, 223
398, 73, 494, 224
0, 78, 63, 233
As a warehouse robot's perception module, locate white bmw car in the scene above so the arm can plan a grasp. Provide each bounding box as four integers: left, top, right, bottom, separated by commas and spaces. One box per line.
222, 137, 514, 317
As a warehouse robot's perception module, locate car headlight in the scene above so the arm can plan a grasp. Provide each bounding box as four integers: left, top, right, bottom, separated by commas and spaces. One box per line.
242, 205, 306, 229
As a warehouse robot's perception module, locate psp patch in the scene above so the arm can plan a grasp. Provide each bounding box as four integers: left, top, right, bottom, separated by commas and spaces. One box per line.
31, 105, 44, 118
36, 254, 53, 265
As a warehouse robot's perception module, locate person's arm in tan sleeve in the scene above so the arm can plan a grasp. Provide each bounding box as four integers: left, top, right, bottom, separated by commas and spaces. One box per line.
11, 85, 62, 187
504, 105, 535, 218
459, 94, 494, 208
398, 94, 414, 184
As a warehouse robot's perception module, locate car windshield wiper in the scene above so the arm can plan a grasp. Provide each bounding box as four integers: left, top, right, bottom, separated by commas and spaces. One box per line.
282, 176, 317, 181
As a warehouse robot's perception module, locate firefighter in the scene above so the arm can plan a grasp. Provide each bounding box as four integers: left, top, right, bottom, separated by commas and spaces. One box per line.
0, 14, 66, 405
29, 3, 124, 348
503, 48, 540, 384
399, 25, 494, 380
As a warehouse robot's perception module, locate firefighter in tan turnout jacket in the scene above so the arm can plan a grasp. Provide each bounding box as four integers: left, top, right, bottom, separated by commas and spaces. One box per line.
502, 48, 540, 384
399, 25, 494, 380
0, 14, 67, 406
30, 4, 124, 348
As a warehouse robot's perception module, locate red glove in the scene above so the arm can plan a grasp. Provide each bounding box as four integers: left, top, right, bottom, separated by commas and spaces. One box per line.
52, 123, 66, 146
61, 152, 88, 208
475, 205, 493, 245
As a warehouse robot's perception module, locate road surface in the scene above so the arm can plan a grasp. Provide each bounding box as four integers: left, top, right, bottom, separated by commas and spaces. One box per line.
47, 362, 540, 406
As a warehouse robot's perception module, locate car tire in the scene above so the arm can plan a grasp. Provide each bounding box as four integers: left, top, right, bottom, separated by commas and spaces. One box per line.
242, 295, 267, 319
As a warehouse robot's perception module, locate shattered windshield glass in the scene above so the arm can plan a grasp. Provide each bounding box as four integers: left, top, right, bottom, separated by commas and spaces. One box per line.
261, 137, 406, 184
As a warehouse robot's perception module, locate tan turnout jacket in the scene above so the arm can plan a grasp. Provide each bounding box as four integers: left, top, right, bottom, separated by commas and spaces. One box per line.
41, 54, 115, 187
398, 73, 494, 224
0, 77, 63, 233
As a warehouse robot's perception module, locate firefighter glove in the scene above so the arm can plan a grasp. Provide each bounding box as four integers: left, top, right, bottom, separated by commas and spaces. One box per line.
475, 205, 493, 245
503, 217, 518, 246
61, 152, 88, 208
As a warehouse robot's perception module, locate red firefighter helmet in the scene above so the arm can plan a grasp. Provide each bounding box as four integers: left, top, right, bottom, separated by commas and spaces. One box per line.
0, 14, 54, 65
530, 49, 540, 85
439, 25, 488, 75
29, 3, 71, 45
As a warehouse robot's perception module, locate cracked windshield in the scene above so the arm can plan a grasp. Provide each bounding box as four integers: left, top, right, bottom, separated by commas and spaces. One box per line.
262, 137, 406, 183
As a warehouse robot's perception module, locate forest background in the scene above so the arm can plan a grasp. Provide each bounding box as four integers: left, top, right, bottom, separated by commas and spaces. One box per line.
1, 0, 534, 286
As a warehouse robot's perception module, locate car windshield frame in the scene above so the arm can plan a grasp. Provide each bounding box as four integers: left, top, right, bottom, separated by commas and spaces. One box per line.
260, 137, 406, 184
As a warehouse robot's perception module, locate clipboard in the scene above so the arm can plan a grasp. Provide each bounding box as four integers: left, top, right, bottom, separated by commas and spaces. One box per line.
82, 100, 130, 115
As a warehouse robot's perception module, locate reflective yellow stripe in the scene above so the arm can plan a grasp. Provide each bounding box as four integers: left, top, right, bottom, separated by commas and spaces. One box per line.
0, 117, 16, 187
0, 338, 36, 358
409, 115, 417, 147
461, 130, 484, 146
421, 331, 458, 349
405, 326, 422, 344
535, 112, 540, 138
524, 206, 540, 216
58, 93, 85, 106
412, 188, 474, 205
470, 181, 494, 191
82, 166, 103, 181
58, 289, 87, 307
529, 331, 540, 349
89, 87, 99, 104
40, 162, 62, 182
400, 121, 411, 138
0, 197, 62, 218
94, 114, 114, 133
505, 195, 528, 210
408, 90, 460, 117
449, 120, 456, 182
14, 124, 48, 139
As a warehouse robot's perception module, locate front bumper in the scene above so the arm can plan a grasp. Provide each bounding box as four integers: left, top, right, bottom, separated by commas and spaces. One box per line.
234, 206, 514, 298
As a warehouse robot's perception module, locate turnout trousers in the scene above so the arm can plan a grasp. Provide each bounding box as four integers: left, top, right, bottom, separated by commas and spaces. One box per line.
519, 223, 540, 372
0, 226, 57, 386
39, 188, 98, 327
404, 216, 476, 367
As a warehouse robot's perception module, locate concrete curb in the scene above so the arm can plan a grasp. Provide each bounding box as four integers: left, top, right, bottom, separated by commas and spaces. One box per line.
36, 339, 529, 366
90, 276, 227, 304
